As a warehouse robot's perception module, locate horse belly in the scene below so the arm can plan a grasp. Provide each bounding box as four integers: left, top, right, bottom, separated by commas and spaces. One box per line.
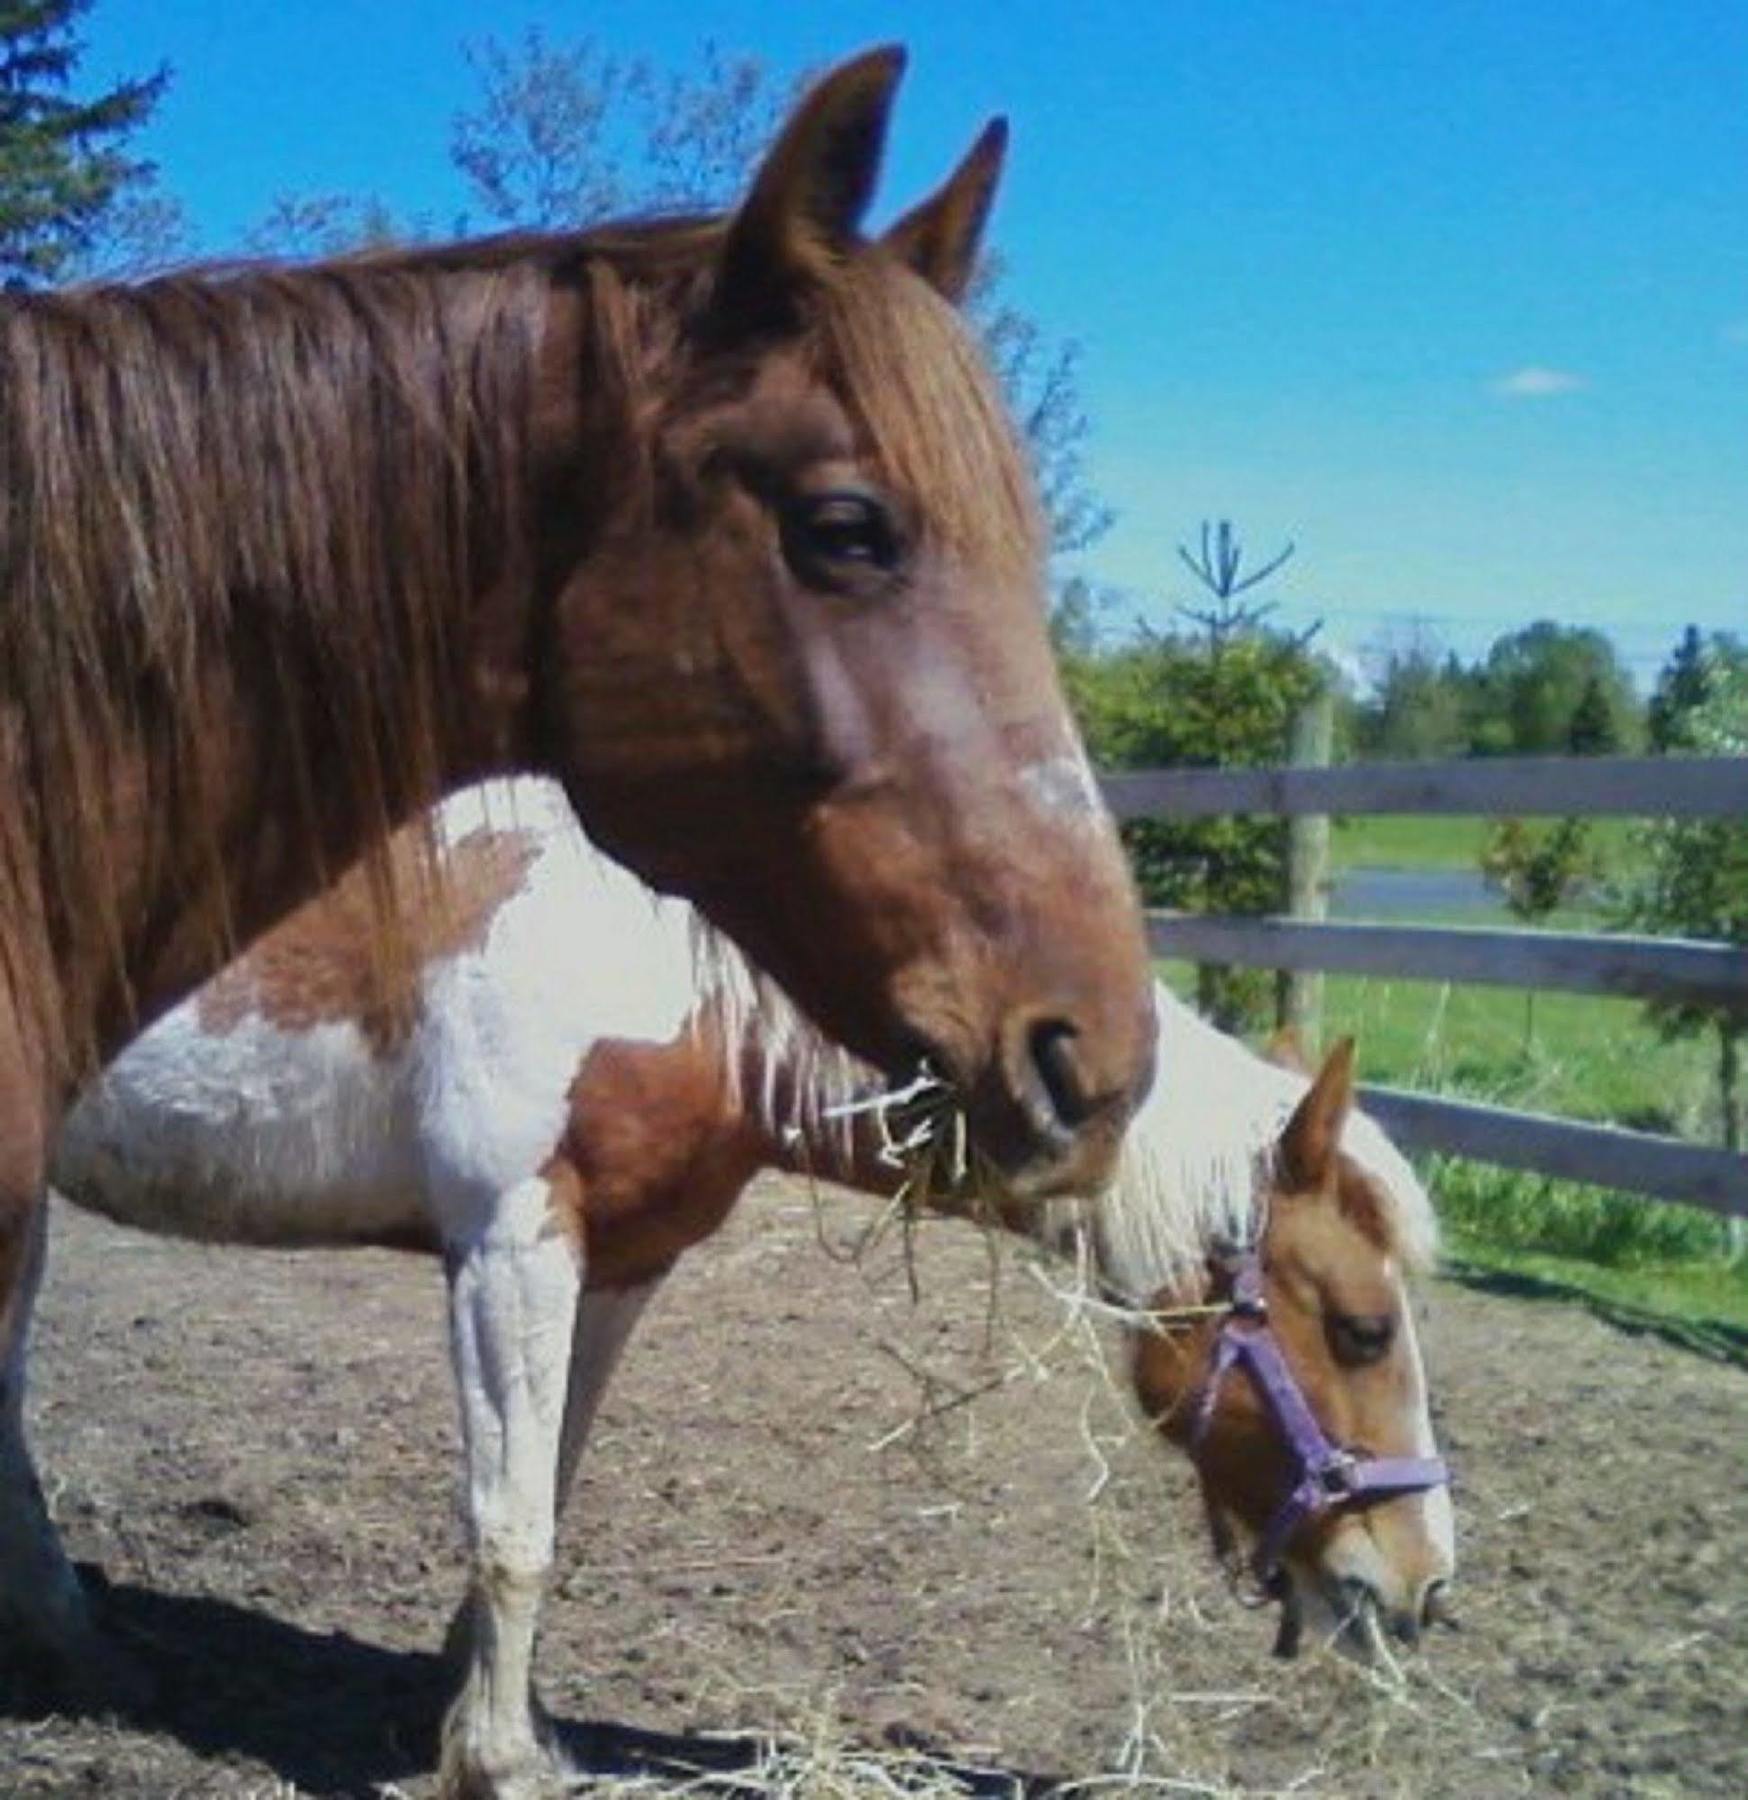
53, 1011, 429, 1248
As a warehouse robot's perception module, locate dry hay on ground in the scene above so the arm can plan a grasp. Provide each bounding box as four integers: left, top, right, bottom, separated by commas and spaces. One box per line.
3, 1175, 1744, 1796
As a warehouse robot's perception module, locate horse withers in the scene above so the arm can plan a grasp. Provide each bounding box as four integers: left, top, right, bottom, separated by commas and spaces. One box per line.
57, 780, 1454, 1797
0, 47, 1155, 1695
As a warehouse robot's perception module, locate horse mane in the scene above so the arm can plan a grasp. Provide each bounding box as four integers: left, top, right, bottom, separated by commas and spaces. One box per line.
688, 913, 875, 1171
0, 211, 1031, 1075
1069, 985, 1440, 1304
0, 245, 555, 1067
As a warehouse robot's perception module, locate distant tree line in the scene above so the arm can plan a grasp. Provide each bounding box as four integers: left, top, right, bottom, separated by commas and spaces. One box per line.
1351, 621, 1748, 761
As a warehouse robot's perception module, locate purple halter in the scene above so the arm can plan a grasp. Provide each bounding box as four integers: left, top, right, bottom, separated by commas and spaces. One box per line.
1188, 1248, 1449, 1593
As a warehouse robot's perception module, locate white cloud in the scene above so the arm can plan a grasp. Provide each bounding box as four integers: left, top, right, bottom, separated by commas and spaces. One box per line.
1489, 366, 1587, 399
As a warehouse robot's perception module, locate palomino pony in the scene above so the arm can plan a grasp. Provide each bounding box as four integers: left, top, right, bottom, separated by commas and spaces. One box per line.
0, 49, 1159, 1693
56, 781, 1454, 1798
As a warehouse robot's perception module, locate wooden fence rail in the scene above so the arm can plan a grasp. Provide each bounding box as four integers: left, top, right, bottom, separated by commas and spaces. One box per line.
1146, 915, 1748, 1011
1103, 751, 1748, 1219
1357, 1086, 1748, 1219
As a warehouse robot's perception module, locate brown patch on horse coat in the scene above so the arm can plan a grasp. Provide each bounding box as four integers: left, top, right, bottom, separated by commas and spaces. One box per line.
552, 1017, 767, 1292
197, 827, 539, 1057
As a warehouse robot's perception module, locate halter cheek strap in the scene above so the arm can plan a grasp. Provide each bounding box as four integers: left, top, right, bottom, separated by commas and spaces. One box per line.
1188, 1251, 1449, 1591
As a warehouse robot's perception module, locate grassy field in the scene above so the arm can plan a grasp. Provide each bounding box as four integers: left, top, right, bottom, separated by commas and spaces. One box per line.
1158, 824, 1748, 1345
1331, 812, 1636, 873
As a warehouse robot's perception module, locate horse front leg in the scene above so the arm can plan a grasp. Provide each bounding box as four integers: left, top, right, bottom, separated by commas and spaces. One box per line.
552, 1274, 663, 1518
438, 1174, 582, 1800
0, 1012, 145, 1710
0, 1189, 90, 1680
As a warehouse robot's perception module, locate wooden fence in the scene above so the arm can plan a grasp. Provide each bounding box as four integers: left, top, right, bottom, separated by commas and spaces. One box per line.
1100, 753, 1748, 1220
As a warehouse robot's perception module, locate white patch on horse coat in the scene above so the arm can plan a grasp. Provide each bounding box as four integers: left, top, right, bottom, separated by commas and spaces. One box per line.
54, 781, 706, 1247
1396, 1300, 1457, 1568
1018, 750, 1106, 827
449, 1175, 580, 1572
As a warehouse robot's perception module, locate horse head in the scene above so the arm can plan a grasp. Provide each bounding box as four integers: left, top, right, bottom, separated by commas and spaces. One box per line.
1130, 1042, 1455, 1658
537, 49, 1155, 1200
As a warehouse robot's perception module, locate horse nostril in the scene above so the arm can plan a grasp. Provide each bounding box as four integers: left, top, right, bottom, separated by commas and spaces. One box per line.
1422, 1578, 1458, 1631
1028, 1019, 1095, 1130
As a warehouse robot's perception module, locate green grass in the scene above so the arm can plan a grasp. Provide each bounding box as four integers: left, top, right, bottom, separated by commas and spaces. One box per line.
1330, 813, 1635, 873
1156, 958, 1743, 1337
1162, 961, 1713, 1136
1442, 1232, 1748, 1364
1156, 806, 1745, 1340
1322, 974, 1709, 1134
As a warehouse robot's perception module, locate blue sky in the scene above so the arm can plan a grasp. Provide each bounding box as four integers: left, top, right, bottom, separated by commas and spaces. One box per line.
82, 0, 1747, 684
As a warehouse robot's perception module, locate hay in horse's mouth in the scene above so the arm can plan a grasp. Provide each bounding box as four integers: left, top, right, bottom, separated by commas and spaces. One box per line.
822, 1062, 970, 1186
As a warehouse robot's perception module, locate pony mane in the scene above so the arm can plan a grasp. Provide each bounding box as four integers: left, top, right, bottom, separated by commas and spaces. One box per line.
1073, 985, 1440, 1304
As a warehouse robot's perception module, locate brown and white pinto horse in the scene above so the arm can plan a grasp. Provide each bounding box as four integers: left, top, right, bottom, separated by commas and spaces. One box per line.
55, 782, 1454, 1799
0, 50, 1157, 1695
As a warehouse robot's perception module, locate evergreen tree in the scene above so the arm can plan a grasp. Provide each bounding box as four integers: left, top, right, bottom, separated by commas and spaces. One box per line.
1064, 522, 1321, 1034
0, 0, 167, 287
1647, 627, 1711, 750
1567, 674, 1621, 753
1646, 625, 1748, 752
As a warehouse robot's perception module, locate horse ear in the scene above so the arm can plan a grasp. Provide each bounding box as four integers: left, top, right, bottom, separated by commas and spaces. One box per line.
881, 117, 1007, 303
1262, 1024, 1312, 1075
1278, 1038, 1356, 1192
713, 45, 907, 329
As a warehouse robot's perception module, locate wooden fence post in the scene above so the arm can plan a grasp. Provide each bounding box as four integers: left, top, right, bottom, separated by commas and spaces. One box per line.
1275, 688, 1334, 1045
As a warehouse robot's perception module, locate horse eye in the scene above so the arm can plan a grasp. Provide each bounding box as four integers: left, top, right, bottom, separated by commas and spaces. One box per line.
1329, 1311, 1395, 1367
784, 491, 902, 584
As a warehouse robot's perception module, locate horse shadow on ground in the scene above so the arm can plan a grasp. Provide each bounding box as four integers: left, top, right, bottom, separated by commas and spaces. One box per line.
1446, 1258, 1748, 1368
0, 1570, 1055, 1797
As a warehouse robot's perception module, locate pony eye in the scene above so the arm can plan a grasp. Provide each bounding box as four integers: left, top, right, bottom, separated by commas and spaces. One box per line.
1329, 1311, 1395, 1367
783, 491, 902, 584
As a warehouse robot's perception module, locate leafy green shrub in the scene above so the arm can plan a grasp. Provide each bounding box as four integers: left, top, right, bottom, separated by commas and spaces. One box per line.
1431, 1160, 1734, 1268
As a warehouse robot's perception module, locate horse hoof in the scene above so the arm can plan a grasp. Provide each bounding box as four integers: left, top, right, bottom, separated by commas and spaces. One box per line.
439, 1689, 574, 1800
438, 1747, 572, 1800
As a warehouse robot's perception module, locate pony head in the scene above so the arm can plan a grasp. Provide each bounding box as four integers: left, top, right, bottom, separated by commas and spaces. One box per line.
1128, 1042, 1455, 1657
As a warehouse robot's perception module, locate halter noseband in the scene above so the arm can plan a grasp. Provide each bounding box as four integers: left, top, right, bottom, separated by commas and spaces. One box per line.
1188, 1247, 1449, 1594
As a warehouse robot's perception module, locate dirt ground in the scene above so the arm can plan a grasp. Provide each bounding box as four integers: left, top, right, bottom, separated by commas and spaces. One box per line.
2, 1176, 1744, 1798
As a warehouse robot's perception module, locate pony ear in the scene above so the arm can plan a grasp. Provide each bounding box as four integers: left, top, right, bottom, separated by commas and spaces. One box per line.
1262, 1024, 1312, 1075
712, 45, 907, 329
881, 117, 1007, 303
1278, 1038, 1356, 1192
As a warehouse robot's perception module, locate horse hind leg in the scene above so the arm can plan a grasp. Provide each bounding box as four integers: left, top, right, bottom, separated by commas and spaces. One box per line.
437, 1173, 583, 1800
